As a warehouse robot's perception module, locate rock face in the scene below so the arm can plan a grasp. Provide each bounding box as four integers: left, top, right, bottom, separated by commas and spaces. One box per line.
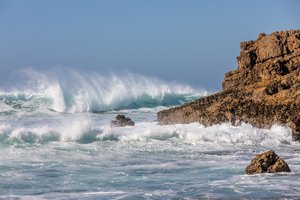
111, 115, 135, 127
157, 30, 300, 140
245, 150, 290, 174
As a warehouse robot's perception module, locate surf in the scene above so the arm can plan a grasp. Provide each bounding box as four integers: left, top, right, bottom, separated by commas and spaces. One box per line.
0, 118, 294, 147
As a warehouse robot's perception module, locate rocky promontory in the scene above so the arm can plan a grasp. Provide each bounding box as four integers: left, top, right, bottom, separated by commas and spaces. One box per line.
157, 30, 300, 140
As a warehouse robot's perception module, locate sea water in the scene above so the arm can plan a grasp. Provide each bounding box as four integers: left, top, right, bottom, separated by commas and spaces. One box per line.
1, 69, 300, 199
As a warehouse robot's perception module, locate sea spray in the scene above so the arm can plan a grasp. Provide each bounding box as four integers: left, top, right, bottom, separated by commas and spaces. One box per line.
0, 68, 207, 113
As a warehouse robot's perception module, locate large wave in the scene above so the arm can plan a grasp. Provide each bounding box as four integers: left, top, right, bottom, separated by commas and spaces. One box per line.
0, 68, 207, 113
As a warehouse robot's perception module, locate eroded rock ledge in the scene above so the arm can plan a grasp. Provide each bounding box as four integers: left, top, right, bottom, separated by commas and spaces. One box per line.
157, 30, 300, 140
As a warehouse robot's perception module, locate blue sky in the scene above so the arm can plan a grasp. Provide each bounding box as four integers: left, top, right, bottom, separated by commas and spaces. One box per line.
0, 0, 299, 90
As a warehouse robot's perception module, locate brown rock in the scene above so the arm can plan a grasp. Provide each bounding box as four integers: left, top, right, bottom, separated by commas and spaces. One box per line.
245, 150, 290, 174
256, 34, 283, 61
157, 30, 300, 140
111, 115, 135, 127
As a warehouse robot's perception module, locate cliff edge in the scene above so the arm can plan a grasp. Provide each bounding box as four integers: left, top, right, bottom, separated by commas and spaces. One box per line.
157, 30, 300, 140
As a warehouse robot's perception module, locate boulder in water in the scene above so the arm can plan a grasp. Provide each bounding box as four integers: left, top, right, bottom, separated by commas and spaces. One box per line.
245, 150, 291, 174
111, 115, 135, 127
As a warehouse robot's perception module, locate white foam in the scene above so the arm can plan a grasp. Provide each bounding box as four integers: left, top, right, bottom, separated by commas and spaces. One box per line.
100, 122, 294, 147
57, 117, 93, 141
0, 116, 94, 143
0, 116, 294, 147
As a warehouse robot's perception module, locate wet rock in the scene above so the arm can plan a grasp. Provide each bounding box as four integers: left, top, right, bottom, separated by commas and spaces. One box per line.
157, 30, 300, 140
111, 115, 135, 127
245, 150, 291, 174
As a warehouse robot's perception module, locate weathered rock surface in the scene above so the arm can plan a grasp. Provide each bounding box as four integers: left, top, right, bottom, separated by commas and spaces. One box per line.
157, 30, 300, 140
111, 115, 135, 127
245, 150, 290, 174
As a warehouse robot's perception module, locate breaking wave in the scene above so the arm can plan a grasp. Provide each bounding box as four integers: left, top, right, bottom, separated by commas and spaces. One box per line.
0, 68, 206, 114
0, 121, 294, 147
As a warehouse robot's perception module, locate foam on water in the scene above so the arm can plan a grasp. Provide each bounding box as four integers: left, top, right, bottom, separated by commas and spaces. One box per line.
101, 122, 294, 147
0, 116, 294, 147
0, 111, 299, 199
0, 116, 94, 145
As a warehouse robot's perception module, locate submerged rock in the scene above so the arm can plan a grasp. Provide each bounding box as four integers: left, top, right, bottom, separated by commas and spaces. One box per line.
111, 115, 135, 127
157, 30, 300, 140
245, 150, 290, 174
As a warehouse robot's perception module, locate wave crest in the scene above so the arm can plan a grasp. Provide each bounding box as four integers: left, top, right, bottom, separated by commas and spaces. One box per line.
0, 68, 207, 113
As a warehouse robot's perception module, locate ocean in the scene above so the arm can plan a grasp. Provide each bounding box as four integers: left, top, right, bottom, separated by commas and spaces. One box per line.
1, 69, 300, 199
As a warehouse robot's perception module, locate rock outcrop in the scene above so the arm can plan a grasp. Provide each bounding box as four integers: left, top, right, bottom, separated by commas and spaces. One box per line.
111, 115, 135, 127
157, 30, 300, 140
245, 150, 290, 174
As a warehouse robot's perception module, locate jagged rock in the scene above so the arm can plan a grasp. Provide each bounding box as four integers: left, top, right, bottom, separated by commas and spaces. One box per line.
157, 30, 300, 140
111, 115, 135, 127
245, 150, 290, 174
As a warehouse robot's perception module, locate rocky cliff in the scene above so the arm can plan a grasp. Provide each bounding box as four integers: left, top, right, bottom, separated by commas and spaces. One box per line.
157, 30, 300, 140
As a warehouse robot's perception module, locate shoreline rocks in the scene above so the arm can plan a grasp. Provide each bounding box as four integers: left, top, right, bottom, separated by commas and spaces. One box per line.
157, 30, 300, 140
111, 115, 135, 127
245, 150, 290, 174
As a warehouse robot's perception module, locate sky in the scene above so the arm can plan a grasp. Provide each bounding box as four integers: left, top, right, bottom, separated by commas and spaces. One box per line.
0, 0, 299, 90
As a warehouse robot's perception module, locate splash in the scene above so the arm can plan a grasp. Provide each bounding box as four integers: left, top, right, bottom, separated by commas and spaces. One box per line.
0, 68, 207, 113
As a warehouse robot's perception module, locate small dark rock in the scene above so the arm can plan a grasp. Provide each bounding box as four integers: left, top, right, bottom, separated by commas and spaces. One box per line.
264, 82, 278, 95
276, 61, 289, 75
111, 115, 135, 127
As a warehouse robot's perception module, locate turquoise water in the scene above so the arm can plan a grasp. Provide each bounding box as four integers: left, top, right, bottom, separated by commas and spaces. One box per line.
1, 69, 300, 199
